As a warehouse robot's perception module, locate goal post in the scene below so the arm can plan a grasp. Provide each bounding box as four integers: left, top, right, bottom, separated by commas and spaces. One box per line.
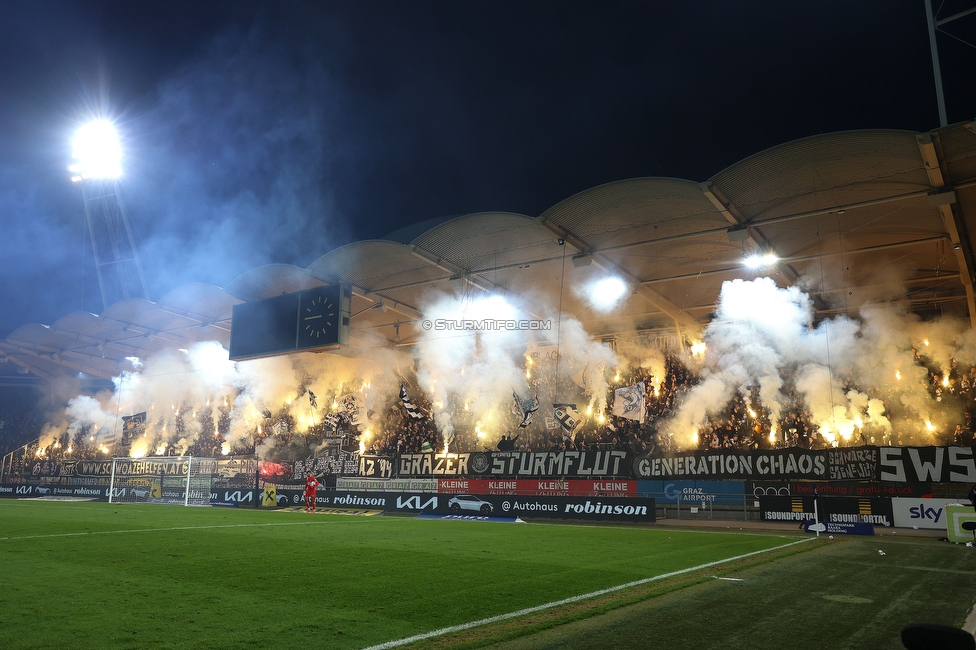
108, 456, 217, 506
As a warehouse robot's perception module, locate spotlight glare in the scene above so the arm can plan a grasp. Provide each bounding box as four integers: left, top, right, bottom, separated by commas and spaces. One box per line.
69, 120, 123, 181
589, 277, 628, 311
743, 252, 779, 269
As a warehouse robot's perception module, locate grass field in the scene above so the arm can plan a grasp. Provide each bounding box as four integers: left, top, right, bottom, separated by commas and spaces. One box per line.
0, 500, 972, 650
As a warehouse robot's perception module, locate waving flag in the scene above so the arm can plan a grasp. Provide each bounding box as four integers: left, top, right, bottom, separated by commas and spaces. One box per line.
553, 403, 585, 440
339, 393, 367, 426
400, 384, 425, 420
513, 391, 540, 428
612, 381, 646, 423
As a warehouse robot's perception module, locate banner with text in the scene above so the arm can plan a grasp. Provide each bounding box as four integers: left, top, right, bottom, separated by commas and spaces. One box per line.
435, 478, 636, 496
391, 450, 632, 478
759, 495, 893, 527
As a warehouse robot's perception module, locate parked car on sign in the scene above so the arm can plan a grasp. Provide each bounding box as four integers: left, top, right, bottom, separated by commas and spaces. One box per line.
448, 494, 493, 514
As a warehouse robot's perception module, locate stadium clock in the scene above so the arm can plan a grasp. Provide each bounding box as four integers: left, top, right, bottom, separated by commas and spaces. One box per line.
299, 290, 338, 344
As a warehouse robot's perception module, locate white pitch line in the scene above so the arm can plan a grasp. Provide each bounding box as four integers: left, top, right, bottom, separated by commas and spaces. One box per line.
361, 537, 815, 650
0, 520, 337, 542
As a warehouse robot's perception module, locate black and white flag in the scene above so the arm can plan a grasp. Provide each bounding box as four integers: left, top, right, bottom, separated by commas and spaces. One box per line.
339, 393, 367, 426
262, 408, 273, 419
553, 403, 585, 440
308, 390, 318, 409
612, 381, 646, 423
513, 391, 540, 429
121, 412, 146, 430
400, 384, 425, 420
322, 412, 342, 432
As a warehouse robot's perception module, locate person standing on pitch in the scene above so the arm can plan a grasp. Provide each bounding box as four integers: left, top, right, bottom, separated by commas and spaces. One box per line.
304, 471, 320, 513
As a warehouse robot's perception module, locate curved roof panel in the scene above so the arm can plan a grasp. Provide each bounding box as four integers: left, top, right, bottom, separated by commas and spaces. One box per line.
224, 264, 325, 301
5, 125, 976, 381
710, 130, 929, 221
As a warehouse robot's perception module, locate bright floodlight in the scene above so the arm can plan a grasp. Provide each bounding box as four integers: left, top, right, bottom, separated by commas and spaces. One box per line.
69, 120, 122, 182
743, 252, 779, 269
466, 294, 516, 321
589, 277, 628, 311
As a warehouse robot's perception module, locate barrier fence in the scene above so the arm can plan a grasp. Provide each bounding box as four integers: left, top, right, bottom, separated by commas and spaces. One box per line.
6, 445, 975, 484
2, 445, 973, 526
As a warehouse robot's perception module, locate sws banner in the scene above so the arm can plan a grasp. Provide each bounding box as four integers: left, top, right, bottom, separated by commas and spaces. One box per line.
878, 446, 976, 483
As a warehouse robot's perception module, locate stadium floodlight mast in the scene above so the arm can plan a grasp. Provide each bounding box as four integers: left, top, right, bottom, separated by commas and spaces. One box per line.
68, 119, 149, 310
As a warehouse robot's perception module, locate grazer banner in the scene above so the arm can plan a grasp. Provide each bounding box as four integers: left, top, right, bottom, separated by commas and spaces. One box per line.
878, 446, 976, 483
759, 496, 893, 527
634, 449, 828, 480
394, 451, 632, 478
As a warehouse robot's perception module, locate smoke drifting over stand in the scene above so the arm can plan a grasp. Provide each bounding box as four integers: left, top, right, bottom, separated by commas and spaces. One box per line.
667, 278, 976, 448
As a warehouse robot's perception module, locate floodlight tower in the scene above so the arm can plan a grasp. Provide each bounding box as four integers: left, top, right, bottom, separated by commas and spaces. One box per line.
69, 120, 150, 310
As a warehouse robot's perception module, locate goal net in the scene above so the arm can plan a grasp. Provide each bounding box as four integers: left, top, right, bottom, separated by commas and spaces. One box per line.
108, 456, 217, 506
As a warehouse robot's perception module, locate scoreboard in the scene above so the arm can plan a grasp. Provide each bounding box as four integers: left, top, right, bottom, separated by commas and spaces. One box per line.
229, 284, 351, 361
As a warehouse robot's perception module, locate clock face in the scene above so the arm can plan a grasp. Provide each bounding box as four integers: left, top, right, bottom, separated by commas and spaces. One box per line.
302, 294, 336, 341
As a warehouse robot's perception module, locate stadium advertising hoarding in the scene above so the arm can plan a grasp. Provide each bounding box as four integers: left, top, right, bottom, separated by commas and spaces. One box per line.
337, 477, 439, 492
890, 497, 972, 530
0, 483, 109, 499
435, 478, 636, 496
265, 490, 656, 521
945, 505, 976, 543
637, 480, 747, 506
749, 481, 931, 499
759, 495, 894, 527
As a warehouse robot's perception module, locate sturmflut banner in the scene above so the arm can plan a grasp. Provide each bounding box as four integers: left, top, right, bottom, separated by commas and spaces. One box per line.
390, 450, 632, 478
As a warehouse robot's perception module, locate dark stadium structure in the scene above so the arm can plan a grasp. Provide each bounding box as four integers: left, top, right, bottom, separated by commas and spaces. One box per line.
3, 124, 976, 383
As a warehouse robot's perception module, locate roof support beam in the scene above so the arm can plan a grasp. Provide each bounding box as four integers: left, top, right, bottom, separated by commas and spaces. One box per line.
407, 244, 546, 320
917, 132, 976, 325
0, 342, 111, 379
352, 285, 421, 320
537, 216, 701, 333
699, 181, 800, 284
640, 236, 951, 286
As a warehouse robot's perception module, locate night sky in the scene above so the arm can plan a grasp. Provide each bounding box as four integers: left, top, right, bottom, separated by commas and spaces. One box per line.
0, 1, 973, 338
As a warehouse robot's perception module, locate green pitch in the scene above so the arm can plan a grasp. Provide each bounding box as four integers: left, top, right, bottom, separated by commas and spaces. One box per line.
0, 501, 970, 650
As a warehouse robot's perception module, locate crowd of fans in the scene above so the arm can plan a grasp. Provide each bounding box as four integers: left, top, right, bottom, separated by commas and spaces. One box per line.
8, 347, 976, 479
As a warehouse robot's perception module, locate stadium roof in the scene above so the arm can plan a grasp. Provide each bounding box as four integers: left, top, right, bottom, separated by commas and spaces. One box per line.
4, 123, 976, 382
